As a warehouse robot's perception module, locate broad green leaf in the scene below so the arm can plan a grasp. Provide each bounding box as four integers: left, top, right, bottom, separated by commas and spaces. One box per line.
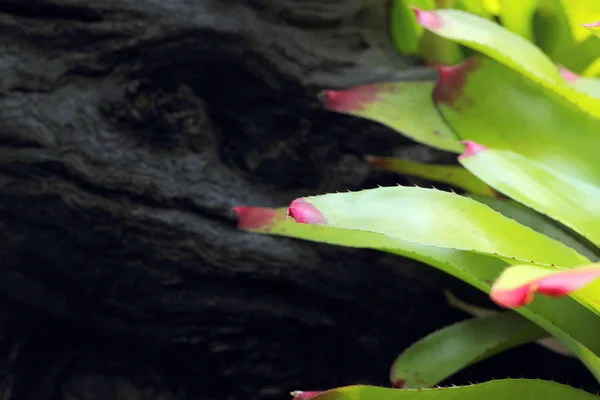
234, 205, 600, 378
491, 263, 600, 317
471, 196, 600, 263
389, 312, 546, 388
565, 74, 600, 98
498, 0, 540, 41
367, 156, 497, 197
459, 145, 600, 247
319, 82, 462, 153
435, 56, 600, 185
285, 187, 588, 266
412, 8, 562, 84
414, 8, 600, 119
304, 381, 598, 400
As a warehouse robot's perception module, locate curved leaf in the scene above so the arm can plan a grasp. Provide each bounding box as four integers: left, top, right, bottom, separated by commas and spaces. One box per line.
303, 381, 597, 400
411, 8, 561, 84
285, 187, 588, 266
458, 144, 600, 247
234, 205, 600, 378
581, 21, 600, 39
319, 82, 462, 153
389, 312, 546, 388
390, 0, 425, 54
367, 156, 497, 197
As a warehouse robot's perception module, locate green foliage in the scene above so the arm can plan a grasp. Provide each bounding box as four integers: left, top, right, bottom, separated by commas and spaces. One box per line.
234, 3, 600, 399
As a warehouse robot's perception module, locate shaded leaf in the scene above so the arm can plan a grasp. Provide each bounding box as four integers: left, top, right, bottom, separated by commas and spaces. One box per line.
389, 312, 546, 388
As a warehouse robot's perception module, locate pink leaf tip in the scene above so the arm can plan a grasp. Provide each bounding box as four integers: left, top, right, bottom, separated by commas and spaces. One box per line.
365, 155, 389, 169
291, 391, 322, 400
411, 7, 444, 30
233, 206, 278, 230
287, 198, 327, 225
458, 140, 488, 160
581, 21, 600, 28
491, 266, 600, 309
558, 65, 579, 82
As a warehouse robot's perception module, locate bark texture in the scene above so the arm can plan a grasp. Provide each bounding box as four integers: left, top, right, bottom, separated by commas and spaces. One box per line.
0, 0, 594, 399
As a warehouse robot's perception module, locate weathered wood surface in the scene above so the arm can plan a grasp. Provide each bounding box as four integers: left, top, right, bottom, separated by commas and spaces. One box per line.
0, 1, 593, 399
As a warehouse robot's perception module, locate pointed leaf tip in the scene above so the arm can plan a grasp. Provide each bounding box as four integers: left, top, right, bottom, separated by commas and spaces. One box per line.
411, 7, 444, 30
233, 206, 279, 230
491, 265, 600, 309
320, 86, 384, 113
581, 21, 600, 28
458, 140, 488, 160
291, 391, 322, 400
558, 65, 579, 82
287, 198, 327, 225
365, 155, 389, 169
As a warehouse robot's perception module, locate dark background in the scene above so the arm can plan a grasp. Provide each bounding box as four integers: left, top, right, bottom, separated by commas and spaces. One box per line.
0, 0, 595, 399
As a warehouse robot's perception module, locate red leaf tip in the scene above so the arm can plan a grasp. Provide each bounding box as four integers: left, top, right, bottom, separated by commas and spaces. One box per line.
287, 198, 327, 225
558, 65, 579, 82
581, 21, 600, 28
291, 391, 322, 400
411, 7, 444, 30
233, 206, 278, 230
458, 140, 488, 160
365, 155, 389, 168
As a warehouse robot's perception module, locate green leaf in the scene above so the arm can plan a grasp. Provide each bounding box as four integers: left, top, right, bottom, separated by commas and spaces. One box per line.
389, 312, 546, 388
412, 8, 562, 84
532, 0, 574, 59
414, 8, 600, 119
435, 56, 600, 185
367, 156, 498, 197
459, 145, 600, 247
305, 381, 598, 400
286, 186, 588, 266
234, 205, 600, 379
319, 82, 462, 153
455, 0, 493, 19
554, 35, 600, 74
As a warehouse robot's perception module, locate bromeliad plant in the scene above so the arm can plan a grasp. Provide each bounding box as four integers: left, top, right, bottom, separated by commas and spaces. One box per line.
234, 5, 600, 400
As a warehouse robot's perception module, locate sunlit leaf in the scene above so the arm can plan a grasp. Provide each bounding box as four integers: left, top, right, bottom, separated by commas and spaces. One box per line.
559, 66, 600, 97
389, 312, 546, 388
498, 0, 540, 41
582, 21, 600, 39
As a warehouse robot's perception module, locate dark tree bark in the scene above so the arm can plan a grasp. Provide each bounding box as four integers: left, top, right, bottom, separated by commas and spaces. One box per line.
0, 1, 594, 399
